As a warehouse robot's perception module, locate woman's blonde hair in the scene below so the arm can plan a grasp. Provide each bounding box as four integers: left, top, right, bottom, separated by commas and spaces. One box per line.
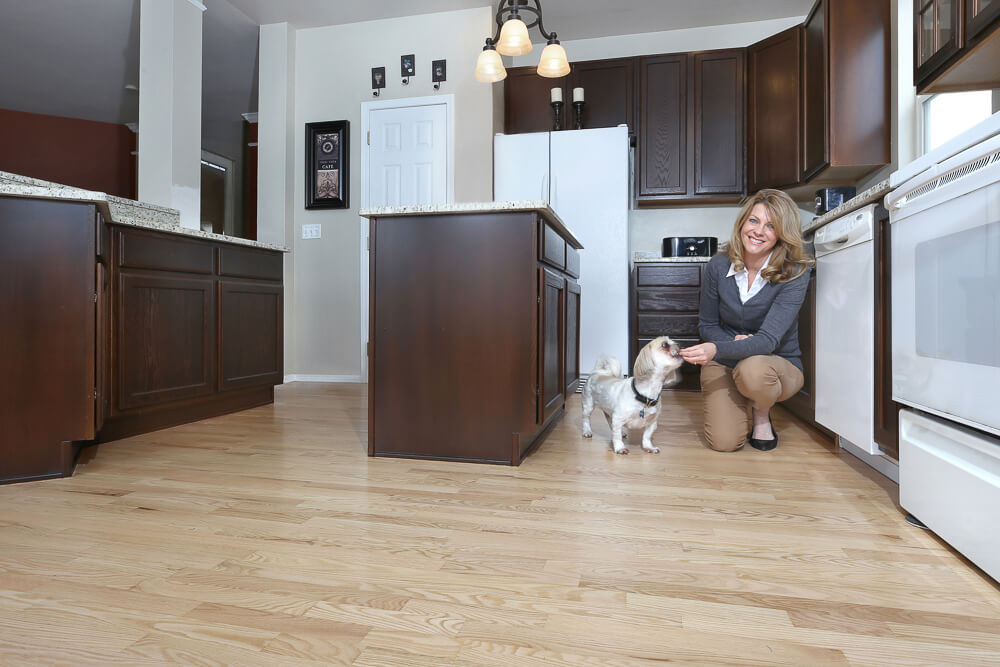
726, 188, 814, 283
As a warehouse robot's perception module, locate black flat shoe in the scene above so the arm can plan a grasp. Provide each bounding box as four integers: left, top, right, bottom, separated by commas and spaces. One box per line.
748, 418, 778, 451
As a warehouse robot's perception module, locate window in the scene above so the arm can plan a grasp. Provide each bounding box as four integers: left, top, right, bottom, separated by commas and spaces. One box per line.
921, 90, 995, 153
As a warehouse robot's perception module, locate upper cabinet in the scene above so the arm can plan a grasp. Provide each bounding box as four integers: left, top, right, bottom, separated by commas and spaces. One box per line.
567, 58, 636, 135
504, 67, 569, 133
802, 0, 891, 184
916, 0, 1000, 92
638, 49, 746, 204
748, 0, 890, 193
748, 27, 803, 191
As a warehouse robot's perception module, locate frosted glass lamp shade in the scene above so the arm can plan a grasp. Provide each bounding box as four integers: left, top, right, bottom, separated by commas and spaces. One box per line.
496, 18, 532, 56
536, 41, 570, 78
474, 47, 507, 83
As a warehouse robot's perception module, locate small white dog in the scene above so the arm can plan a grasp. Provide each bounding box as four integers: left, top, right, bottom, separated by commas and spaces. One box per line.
581, 336, 683, 455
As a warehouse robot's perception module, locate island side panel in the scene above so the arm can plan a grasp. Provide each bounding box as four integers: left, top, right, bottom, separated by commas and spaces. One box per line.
370, 212, 537, 463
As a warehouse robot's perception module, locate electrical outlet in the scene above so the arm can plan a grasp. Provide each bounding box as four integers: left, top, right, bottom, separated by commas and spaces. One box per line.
302, 224, 321, 239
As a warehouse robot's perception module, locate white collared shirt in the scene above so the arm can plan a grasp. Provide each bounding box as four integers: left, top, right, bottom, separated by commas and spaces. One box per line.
727, 252, 773, 304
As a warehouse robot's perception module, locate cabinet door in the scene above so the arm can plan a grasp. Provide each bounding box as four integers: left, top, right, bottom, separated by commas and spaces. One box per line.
748, 26, 802, 191
693, 50, 745, 195
116, 272, 216, 411
802, 1, 828, 180
565, 279, 581, 395
966, 0, 1000, 41
0, 198, 97, 481
568, 58, 635, 133
782, 269, 817, 424
219, 280, 283, 391
504, 66, 568, 134
538, 267, 566, 425
915, 0, 963, 86
638, 54, 687, 197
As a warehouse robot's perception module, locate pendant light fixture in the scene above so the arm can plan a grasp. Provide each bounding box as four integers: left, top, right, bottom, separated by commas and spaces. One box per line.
475, 0, 569, 82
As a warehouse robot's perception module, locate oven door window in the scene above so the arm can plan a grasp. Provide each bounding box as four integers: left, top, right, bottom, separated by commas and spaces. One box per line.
914, 220, 1000, 368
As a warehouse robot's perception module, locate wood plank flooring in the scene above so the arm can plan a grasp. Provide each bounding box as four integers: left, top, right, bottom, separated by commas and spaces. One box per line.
2, 382, 999, 666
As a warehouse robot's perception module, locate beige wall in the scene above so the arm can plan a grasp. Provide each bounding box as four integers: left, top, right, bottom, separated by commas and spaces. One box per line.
259, 7, 496, 380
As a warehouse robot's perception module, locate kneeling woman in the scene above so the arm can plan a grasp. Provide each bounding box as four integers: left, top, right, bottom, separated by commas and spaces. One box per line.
680, 189, 814, 452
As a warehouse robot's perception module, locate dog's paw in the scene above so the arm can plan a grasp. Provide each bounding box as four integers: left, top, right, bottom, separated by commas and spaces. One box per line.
582, 428, 593, 438
612, 445, 629, 455
642, 445, 660, 454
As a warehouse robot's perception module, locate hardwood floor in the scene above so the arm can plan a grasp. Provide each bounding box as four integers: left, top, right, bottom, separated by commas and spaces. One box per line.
1, 382, 998, 666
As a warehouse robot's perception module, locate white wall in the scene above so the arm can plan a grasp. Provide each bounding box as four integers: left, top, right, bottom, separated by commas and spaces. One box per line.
511, 17, 808, 255
258, 7, 496, 380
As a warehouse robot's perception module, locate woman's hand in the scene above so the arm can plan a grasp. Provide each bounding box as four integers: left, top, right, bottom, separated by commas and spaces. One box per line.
734, 334, 753, 341
680, 342, 717, 366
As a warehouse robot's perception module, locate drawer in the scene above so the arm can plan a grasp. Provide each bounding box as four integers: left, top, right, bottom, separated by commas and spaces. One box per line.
118, 229, 214, 274
636, 264, 701, 287
219, 245, 283, 281
636, 287, 700, 312
541, 223, 566, 270
565, 246, 580, 278
636, 312, 700, 337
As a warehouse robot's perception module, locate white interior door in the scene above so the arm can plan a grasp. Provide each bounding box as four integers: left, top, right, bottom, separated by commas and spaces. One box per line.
360, 96, 453, 380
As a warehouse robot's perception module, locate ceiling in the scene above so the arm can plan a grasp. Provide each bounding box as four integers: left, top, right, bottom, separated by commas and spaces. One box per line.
0, 0, 813, 127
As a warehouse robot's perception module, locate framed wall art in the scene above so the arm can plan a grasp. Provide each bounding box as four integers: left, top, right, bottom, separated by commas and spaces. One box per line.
305, 120, 349, 209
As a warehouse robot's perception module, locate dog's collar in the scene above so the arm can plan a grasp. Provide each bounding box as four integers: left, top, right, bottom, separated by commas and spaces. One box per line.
631, 378, 659, 407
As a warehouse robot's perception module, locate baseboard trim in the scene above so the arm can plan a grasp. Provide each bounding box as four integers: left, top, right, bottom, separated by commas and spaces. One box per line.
283, 374, 364, 383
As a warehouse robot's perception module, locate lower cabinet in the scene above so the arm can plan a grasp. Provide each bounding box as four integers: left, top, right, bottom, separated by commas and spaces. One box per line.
630, 262, 704, 391
100, 226, 284, 442
368, 210, 580, 465
782, 268, 823, 429
1, 206, 285, 484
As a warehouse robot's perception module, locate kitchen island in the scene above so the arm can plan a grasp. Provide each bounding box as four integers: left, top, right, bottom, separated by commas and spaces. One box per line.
361, 202, 582, 465
0, 171, 286, 484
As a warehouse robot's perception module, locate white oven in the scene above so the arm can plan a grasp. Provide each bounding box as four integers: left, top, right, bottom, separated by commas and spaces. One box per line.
886, 112, 1000, 582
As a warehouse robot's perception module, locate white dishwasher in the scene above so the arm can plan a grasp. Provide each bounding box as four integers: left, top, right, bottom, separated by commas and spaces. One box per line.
814, 204, 878, 454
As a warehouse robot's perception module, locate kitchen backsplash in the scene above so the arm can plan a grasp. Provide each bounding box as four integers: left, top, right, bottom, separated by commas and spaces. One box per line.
629, 205, 816, 255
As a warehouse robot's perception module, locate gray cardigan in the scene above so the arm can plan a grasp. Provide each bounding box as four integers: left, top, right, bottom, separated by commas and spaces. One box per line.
698, 253, 810, 370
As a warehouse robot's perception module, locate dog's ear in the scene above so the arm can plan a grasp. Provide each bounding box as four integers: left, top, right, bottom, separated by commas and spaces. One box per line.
633, 341, 655, 379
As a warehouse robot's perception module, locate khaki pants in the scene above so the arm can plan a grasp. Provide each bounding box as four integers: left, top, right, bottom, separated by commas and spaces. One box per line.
700, 356, 804, 452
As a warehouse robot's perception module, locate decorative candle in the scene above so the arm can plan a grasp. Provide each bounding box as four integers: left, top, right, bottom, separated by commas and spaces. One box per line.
550, 87, 562, 103
573, 87, 584, 103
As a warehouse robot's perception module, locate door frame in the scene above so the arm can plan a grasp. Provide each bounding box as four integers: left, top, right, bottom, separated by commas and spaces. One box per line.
358, 94, 455, 381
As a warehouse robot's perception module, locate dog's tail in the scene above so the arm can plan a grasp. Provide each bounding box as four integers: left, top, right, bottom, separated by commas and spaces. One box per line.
590, 355, 622, 379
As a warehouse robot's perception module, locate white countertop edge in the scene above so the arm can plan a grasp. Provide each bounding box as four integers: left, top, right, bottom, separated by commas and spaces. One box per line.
1, 171, 286, 252
360, 200, 583, 249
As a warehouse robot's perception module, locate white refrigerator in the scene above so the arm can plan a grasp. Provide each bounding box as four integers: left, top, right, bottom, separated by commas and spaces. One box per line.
494, 126, 630, 377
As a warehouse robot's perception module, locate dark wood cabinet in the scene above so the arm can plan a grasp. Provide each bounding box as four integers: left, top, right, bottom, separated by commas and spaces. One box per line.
368, 209, 580, 465
872, 204, 900, 459
567, 58, 636, 134
638, 50, 746, 204
1, 198, 285, 484
630, 262, 704, 392
539, 267, 566, 425
504, 67, 568, 133
101, 226, 284, 443
115, 272, 216, 410
782, 266, 821, 428
748, 26, 803, 191
504, 58, 635, 135
801, 0, 891, 184
917, 0, 1000, 92
1, 197, 100, 483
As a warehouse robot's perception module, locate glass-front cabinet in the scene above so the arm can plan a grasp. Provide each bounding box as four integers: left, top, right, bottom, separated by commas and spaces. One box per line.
915, 0, 962, 86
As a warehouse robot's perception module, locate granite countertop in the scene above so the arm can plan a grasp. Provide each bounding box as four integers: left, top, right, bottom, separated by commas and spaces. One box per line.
801, 179, 890, 236
632, 252, 712, 264
0, 170, 287, 252
359, 200, 583, 249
